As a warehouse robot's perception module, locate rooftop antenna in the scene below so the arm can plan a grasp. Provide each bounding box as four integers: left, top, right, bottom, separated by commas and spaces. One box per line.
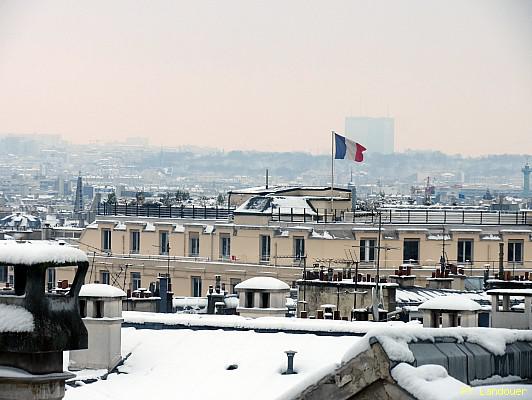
440, 225, 449, 274
372, 210, 382, 322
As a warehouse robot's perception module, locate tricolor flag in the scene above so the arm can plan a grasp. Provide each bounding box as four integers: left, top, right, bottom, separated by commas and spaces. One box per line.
334, 132, 366, 162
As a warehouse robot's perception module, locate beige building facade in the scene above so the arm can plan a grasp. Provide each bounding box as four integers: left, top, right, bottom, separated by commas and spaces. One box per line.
57, 204, 532, 298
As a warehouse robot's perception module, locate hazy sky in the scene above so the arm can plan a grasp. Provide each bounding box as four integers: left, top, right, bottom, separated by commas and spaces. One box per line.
0, 0, 531, 155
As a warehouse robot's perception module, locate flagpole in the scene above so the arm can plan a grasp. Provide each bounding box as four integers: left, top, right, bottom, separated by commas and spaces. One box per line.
331, 131, 334, 217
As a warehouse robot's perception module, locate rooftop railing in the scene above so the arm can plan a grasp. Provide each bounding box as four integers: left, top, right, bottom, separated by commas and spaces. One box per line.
97, 202, 234, 220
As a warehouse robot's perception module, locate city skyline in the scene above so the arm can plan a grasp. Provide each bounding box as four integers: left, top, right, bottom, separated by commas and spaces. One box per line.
0, 0, 531, 155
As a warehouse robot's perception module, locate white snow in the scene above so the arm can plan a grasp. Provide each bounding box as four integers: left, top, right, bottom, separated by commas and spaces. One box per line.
0, 240, 87, 265
0, 303, 34, 332
392, 363, 532, 400
79, 284, 126, 298
418, 295, 482, 311
311, 230, 334, 239
64, 327, 356, 400
391, 363, 468, 400
341, 326, 532, 364
427, 234, 451, 241
235, 277, 290, 291
481, 234, 502, 241
470, 375, 525, 386
236, 195, 316, 216
487, 289, 532, 296
123, 311, 405, 334
225, 296, 239, 308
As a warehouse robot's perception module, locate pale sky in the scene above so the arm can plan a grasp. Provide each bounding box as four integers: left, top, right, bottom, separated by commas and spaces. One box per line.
0, 0, 531, 155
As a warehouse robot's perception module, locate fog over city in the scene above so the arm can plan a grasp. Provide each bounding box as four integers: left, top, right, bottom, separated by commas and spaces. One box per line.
1, 2, 532, 400
1, 0, 531, 154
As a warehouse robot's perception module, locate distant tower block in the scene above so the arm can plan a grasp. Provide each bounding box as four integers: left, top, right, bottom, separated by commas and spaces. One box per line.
74, 173, 83, 213
523, 163, 531, 196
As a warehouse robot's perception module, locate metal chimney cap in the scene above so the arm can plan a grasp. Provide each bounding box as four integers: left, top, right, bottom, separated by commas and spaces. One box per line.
285, 350, 297, 355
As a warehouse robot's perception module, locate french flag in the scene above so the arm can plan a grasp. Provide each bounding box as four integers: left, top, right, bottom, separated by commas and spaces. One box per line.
334, 132, 366, 162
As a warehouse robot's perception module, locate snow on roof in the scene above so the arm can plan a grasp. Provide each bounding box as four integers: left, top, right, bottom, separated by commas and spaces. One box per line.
480, 234, 501, 241
123, 311, 404, 334
395, 288, 458, 305
173, 225, 185, 233
0, 212, 41, 229
391, 363, 530, 400
79, 284, 126, 298
235, 277, 290, 291
236, 196, 316, 215
486, 289, 532, 296
341, 326, 532, 365
0, 303, 34, 333
63, 326, 357, 400
0, 241, 88, 265
311, 230, 334, 240
391, 363, 467, 400
499, 229, 532, 234
418, 295, 482, 311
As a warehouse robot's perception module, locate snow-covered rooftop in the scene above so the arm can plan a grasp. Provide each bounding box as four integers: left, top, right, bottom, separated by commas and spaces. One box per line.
235, 277, 290, 291
0, 240, 88, 265
79, 284, 127, 298
418, 295, 482, 311
62, 322, 532, 400
63, 327, 356, 400
235, 196, 316, 215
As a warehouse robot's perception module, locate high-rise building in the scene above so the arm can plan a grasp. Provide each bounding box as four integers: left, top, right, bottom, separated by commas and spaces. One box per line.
523, 162, 531, 197
74, 173, 83, 213
345, 117, 394, 154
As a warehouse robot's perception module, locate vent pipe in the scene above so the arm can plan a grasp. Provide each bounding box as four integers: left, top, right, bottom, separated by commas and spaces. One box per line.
284, 350, 297, 375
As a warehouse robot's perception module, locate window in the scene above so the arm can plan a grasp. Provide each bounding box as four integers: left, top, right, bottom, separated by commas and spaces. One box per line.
220, 234, 231, 259
159, 231, 169, 255
101, 270, 110, 285
294, 236, 305, 260
94, 300, 103, 318
230, 278, 241, 294
260, 292, 270, 308
260, 235, 271, 262
403, 239, 420, 264
46, 268, 56, 292
508, 240, 523, 264
360, 239, 376, 262
191, 276, 202, 297
245, 291, 254, 308
457, 240, 473, 263
131, 272, 141, 291
0, 266, 8, 282
130, 230, 140, 254
102, 229, 112, 252
189, 233, 200, 257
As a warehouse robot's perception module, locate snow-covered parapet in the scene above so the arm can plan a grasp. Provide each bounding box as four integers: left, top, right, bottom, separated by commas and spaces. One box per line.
123, 311, 405, 334
0, 240, 87, 265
